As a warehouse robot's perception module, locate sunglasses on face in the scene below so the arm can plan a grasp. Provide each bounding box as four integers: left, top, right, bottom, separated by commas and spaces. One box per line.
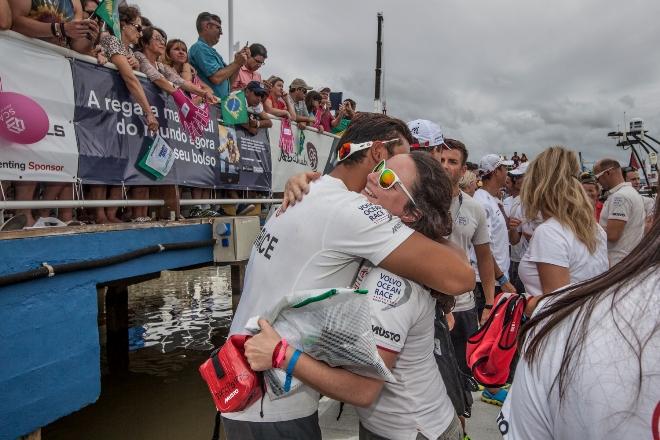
372, 159, 417, 207
337, 138, 399, 162
130, 23, 142, 33
594, 167, 614, 179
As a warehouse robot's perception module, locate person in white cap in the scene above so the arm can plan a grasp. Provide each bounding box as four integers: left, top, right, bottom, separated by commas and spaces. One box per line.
504, 162, 529, 293
406, 119, 499, 428
406, 119, 448, 161
473, 153, 516, 406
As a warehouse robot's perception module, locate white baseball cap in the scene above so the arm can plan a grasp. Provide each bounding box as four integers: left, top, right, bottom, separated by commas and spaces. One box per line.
407, 119, 448, 149
509, 162, 529, 176
479, 154, 514, 175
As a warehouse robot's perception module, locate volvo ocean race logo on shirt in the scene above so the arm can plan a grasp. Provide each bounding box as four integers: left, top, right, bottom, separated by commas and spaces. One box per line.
358, 202, 392, 225
457, 215, 468, 226
372, 273, 412, 310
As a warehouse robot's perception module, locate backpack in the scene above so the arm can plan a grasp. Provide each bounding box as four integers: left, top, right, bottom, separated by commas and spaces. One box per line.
466, 292, 526, 387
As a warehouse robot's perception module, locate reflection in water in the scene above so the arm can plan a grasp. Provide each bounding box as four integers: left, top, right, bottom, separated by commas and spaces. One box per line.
44, 266, 233, 440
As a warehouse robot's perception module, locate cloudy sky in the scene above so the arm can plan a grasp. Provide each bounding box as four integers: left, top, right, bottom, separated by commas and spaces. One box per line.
141, 0, 660, 166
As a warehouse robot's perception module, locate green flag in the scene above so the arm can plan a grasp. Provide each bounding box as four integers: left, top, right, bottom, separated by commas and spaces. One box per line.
296, 128, 305, 155
94, 0, 121, 42
221, 90, 248, 125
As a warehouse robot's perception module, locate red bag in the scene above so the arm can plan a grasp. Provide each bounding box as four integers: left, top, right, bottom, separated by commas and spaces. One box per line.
199, 335, 263, 413
466, 292, 526, 387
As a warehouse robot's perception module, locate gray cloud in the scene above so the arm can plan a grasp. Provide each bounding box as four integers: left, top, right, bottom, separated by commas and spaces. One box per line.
141, 0, 660, 166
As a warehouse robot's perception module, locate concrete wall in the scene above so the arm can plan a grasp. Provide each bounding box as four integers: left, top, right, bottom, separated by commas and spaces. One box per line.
0, 224, 213, 439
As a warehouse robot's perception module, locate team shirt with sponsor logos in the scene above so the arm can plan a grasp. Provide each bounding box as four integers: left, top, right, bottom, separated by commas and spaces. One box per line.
500, 269, 660, 440
353, 264, 456, 440
447, 191, 490, 312
473, 188, 511, 284
225, 175, 414, 423
599, 182, 645, 266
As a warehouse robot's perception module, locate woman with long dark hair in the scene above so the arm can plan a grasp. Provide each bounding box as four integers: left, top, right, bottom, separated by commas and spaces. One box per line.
500, 194, 659, 439
244, 151, 465, 440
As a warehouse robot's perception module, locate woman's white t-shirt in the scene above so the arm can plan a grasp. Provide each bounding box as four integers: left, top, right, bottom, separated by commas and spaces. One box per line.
353, 264, 455, 440
518, 218, 608, 296
500, 269, 660, 440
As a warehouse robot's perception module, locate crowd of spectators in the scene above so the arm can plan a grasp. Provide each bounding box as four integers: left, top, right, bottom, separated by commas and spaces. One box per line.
0, 4, 357, 228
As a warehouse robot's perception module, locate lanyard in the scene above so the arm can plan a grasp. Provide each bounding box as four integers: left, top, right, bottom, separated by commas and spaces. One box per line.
452, 192, 464, 224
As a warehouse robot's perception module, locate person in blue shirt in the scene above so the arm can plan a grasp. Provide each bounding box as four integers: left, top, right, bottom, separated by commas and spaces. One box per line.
188, 11, 249, 100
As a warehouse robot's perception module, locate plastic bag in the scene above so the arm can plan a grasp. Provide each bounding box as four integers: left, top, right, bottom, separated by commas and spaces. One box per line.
244, 288, 395, 400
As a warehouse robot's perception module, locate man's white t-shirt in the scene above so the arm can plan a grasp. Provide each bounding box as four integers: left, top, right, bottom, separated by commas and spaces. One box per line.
447, 191, 490, 311
518, 218, 608, 296
599, 182, 645, 266
500, 269, 660, 440
473, 188, 510, 284
354, 264, 455, 440
225, 175, 414, 422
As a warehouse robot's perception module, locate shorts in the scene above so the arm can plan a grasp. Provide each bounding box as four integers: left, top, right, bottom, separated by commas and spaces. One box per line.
221, 412, 322, 440
359, 414, 463, 440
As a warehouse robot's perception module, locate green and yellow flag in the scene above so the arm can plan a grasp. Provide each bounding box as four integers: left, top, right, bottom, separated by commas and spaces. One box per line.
94, 0, 121, 41
221, 90, 248, 125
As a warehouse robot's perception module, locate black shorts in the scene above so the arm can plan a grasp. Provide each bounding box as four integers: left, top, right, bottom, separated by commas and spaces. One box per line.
222, 412, 322, 440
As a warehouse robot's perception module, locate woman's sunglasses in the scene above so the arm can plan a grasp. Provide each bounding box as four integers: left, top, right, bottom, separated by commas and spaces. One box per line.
372, 159, 417, 206
337, 138, 399, 162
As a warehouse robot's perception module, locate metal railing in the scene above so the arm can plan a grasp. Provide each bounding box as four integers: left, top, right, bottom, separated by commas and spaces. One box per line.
0, 199, 282, 210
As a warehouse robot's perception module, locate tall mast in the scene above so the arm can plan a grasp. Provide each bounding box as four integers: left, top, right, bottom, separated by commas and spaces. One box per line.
228, 0, 235, 59
374, 12, 384, 113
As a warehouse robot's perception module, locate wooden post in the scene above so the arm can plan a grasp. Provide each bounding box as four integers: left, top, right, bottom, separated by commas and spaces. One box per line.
105, 285, 129, 374
150, 184, 180, 220
20, 429, 41, 440
230, 263, 246, 314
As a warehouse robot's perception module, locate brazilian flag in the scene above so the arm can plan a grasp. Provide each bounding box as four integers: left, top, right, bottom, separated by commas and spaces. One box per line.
94, 0, 121, 41
221, 90, 248, 125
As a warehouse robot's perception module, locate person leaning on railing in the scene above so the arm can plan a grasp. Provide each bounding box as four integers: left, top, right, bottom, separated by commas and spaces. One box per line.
134, 26, 218, 106
263, 76, 296, 120
91, 5, 159, 224
1, 0, 11, 30
163, 38, 215, 106
163, 38, 217, 215
242, 81, 272, 136
9, 0, 98, 54
9, 0, 101, 226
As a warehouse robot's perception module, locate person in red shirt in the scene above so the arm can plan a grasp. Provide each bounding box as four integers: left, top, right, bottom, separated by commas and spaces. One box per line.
580, 172, 603, 221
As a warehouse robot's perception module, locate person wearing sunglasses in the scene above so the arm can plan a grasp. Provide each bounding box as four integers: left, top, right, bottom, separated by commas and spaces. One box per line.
222, 113, 475, 440
593, 158, 646, 266
246, 151, 465, 440
134, 27, 218, 107
188, 12, 249, 101
287, 78, 316, 130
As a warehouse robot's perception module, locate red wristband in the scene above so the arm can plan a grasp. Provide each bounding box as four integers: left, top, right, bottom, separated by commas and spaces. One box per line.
272, 339, 288, 369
